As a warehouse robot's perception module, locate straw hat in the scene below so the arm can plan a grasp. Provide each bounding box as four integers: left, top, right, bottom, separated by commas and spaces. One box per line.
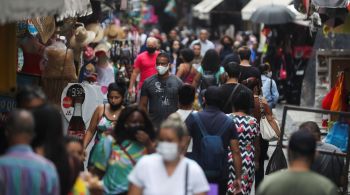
104, 24, 126, 41
70, 26, 96, 49
94, 42, 112, 54
86, 23, 104, 43
31, 16, 56, 44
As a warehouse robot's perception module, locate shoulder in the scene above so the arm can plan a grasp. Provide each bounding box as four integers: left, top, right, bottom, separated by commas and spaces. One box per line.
143, 75, 157, 84
171, 75, 183, 85
137, 153, 161, 167
309, 172, 337, 188
184, 157, 204, 173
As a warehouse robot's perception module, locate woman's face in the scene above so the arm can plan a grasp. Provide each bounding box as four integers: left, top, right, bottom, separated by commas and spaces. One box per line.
108, 91, 123, 110
125, 111, 145, 129
172, 41, 180, 51
66, 142, 84, 163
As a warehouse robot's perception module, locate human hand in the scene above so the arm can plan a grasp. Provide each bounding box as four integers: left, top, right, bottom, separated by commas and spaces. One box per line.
135, 131, 152, 146
232, 179, 242, 195
128, 87, 134, 96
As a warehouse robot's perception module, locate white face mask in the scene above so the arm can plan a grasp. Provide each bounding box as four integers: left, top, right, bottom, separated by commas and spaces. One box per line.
156, 65, 169, 75
156, 141, 179, 162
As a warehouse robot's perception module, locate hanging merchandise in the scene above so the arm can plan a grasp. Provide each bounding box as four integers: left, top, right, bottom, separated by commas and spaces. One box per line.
279, 55, 288, 80
325, 121, 349, 152
266, 143, 288, 174
330, 72, 345, 111
31, 16, 56, 44
322, 86, 336, 110
27, 20, 39, 37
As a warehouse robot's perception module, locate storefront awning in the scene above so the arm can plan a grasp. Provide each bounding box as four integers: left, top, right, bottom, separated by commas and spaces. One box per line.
193, 0, 224, 20
242, 0, 293, 20
0, 0, 91, 24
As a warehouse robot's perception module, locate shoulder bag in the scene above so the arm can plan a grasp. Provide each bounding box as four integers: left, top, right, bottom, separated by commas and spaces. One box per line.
259, 97, 280, 141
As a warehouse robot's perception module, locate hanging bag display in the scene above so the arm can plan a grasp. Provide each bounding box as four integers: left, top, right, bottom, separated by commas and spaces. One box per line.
322, 87, 336, 110
259, 97, 281, 141
266, 143, 288, 175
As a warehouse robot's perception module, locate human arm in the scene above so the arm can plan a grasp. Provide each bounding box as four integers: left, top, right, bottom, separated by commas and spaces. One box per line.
135, 131, 155, 153
263, 99, 280, 137
139, 96, 148, 113
254, 137, 261, 171
230, 139, 242, 194
176, 63, 185, 78
83, 106, 102, 149
128, 184, 143, 195
128, 68, 141, 95
271, 80, 279, 106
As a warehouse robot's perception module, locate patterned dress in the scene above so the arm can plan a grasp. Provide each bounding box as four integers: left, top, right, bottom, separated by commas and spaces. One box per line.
227, 114, 259, 195
88, 104, 117, 166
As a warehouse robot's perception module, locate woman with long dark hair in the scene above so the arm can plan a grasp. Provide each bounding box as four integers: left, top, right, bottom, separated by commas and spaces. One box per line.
88, 106, 155, 195
32, 104, 79, 195
176, 48, 199, 85
84, 82, 126, 165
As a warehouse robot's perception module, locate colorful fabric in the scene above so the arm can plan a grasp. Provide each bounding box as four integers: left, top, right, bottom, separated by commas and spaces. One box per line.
69, 177, 90, 195
227, 115, 259, 195
0, 145, 59, 195
89, 136, 147, 195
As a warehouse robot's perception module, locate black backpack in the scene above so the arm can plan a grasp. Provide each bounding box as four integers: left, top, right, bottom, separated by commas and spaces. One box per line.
200, 71, 218, 90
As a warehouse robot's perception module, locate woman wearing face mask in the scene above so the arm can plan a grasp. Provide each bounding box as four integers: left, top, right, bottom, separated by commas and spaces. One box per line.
219, 35, 234, 62
259, 63, 279, 109
128, 114, 209, 195
88, 106, 155, 195
83, 82, 126, 166
95, 42, 117, 87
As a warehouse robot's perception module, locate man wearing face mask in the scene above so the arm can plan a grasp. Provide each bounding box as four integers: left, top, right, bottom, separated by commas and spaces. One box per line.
128, 37, 160, 99
140, 53, 183, 129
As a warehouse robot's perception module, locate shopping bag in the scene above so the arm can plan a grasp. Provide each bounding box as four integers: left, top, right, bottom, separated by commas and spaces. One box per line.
325, 122, 349, 152
330, 72, 345, 112
266, 144, 288, 175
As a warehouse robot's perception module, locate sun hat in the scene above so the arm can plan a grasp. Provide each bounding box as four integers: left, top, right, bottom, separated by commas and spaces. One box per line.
94, 42, 112, 54
104, 24, 125, 41
86, 23, 104, 43
70, 26, 96, 49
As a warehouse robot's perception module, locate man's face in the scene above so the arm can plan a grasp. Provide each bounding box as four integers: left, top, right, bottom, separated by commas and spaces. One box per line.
199, 31, 208, 41
156, 57, 169, 67
146, 40, 157, 49
193, 45, 201, 57
169, 30, 177, 40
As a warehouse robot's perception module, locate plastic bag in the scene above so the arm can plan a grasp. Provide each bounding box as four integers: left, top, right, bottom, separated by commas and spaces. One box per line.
325, 122, 349, 152
266, 144, 288, 175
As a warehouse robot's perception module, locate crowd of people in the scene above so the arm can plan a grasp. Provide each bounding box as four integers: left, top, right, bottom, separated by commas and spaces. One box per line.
0, 27, 341, 195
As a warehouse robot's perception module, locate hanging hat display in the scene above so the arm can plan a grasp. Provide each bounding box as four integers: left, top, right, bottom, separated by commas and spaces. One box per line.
104, 24, 126, 41
86, 23, 104, 43
31, 16, 56, 44
70, 26, 96, 49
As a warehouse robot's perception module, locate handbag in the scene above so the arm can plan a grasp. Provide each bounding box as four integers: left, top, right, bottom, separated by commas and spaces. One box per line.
279, 55, 287, 80
259, 97, 280, 141
325, 121, 349, 152
266, 143, 288, 175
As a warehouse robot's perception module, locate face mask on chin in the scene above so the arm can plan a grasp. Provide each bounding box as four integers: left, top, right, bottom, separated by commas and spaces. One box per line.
156, 65, 169, 75
109, 103, 122, 111
156, 141, 179, 162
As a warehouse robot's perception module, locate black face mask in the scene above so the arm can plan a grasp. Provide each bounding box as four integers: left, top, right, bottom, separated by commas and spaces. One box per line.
125, 125, 145, 139
146, 47, 156, 54
110, 103, 122, 111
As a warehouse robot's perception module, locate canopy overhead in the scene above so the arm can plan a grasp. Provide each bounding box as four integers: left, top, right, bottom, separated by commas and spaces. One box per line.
193, 0, 224, 20
0, 0, 91, 24
311, 0, 347, 8
242, 0, 293, 21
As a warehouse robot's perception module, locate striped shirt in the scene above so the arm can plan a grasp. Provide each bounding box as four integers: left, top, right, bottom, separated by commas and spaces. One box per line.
0, 145, 60, 195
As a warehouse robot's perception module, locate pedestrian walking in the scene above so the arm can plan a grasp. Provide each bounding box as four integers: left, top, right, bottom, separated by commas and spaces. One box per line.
219, 35, 234, 62
220, 62, 254, 114
190, 29, 215, 56
185, 86, 242, 195
259, 63, 279, 109
0, 110, 59, 195
84, 83, 126, 164
128, 37, 159, 97
238, 46, 260, 83
139, 52, 183, 129
227, 89, 260, 195
257, 130, 338, 195
192, 43, 203, 70
89, 107, 155, 195
128, 114, 209, 195
176, 48, 199, 85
